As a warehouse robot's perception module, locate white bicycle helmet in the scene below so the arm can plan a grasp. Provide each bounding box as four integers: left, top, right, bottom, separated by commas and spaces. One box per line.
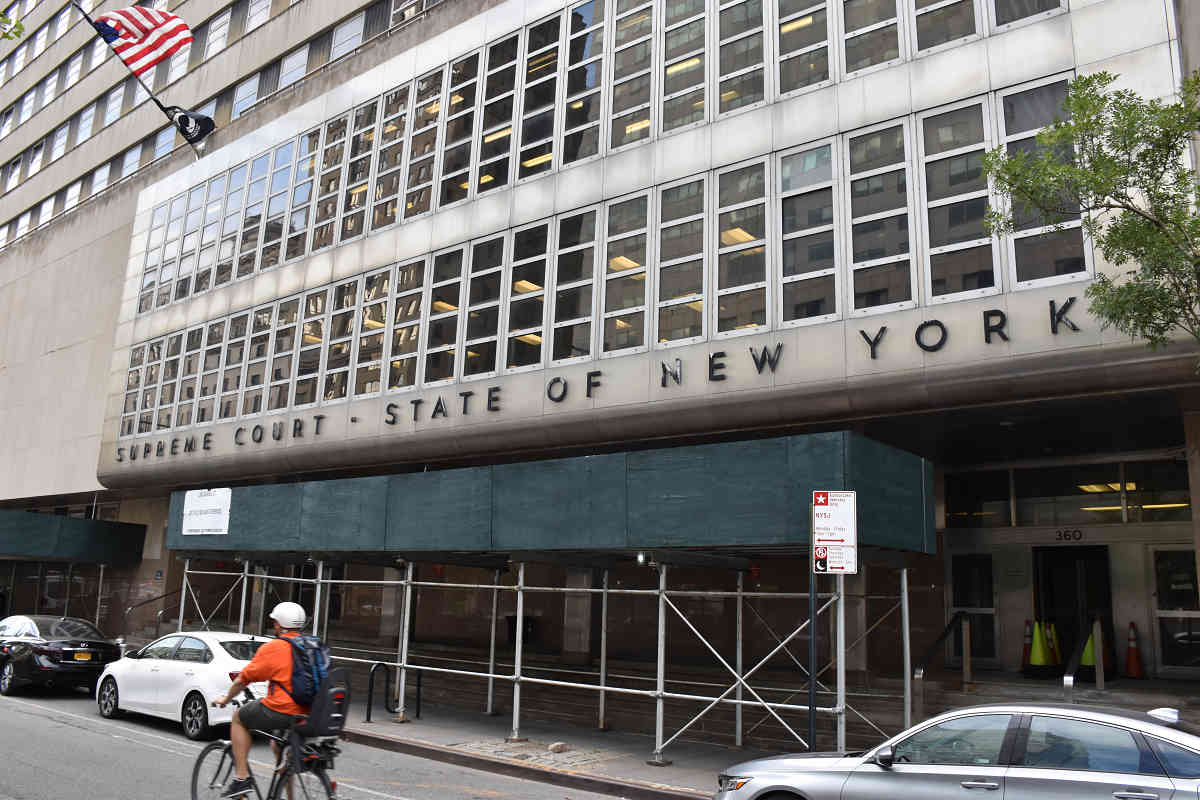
268, 601, 307, 630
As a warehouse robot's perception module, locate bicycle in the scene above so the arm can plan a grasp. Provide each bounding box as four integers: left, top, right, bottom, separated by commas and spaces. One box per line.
190, 690, 340, 800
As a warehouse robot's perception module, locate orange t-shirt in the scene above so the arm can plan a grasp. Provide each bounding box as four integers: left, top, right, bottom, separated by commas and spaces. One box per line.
238, 633, 308, 716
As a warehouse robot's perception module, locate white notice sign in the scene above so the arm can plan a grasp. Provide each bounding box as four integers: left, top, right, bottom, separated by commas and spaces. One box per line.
812, 490, 857, 574
182, 488, 232, 536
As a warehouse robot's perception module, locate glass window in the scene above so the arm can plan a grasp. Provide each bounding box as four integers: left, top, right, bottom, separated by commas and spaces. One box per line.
603, 195, 649, 351
1021, 717, 1150, 774
915, 0, 975, 50
246, 0, 271, 32
611, 1, 654, 148
945, 470, 1011, 527
141, 636, 182, 659
1127, 460, 1191, 522
656, 180, 705, 342
994, 0, 1060, 27
565, 0, 605, 161
894, 714, 1012, 766
441, 54, 479, 204
167, 42, 190, 83
331, 12, 366, 60
780, 143, 836, 322
718, 0, 764, 113
778, 3, 829, 93
205, 9, 231, 58
220, 640, 266, 660
1148, 738, 1200, 779
951, 554, 995, 658
280, 44, 308, 89
552, 210, 597, 360
232, 74, 261, 120
998, 80, 1086, 285
848, 125, 912, 311
843, 0, 898, 73
175, 637, 212, 663
506, 225, 548, 368
1015, 464, 1122, 525
921, 103, 995, 298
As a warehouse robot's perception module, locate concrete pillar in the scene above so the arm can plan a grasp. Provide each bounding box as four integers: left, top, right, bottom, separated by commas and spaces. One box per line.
562, 567, 593, 665
843, 572, 867, 676
379, 566, 403, 642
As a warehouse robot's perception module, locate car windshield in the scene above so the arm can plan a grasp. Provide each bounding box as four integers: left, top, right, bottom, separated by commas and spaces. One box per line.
221, 640, 265, 661
28, 617, 106, 640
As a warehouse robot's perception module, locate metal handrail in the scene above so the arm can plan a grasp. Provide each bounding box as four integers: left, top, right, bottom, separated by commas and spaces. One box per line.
912, 611, 971, 723
1063, 616, 1106, 702
122, 588, 182, 638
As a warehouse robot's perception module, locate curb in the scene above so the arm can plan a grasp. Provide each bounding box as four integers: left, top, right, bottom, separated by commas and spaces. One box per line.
342, 726, 711, 800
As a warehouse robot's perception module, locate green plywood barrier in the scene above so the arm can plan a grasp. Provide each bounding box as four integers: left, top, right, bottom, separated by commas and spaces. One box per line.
0, 510, 145, 566
167, 432, 934, 555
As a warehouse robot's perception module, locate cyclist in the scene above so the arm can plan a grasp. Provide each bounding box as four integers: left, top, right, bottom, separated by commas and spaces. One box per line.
213, 601, 311, 798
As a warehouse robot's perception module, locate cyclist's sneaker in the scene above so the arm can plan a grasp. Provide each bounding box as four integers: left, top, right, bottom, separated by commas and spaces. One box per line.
221, 776, 254, 798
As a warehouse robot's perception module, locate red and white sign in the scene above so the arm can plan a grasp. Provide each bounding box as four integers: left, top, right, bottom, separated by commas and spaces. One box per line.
812, 490, 857, 575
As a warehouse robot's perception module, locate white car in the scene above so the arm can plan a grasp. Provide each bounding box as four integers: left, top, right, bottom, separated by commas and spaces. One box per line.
95, 631, 271, 740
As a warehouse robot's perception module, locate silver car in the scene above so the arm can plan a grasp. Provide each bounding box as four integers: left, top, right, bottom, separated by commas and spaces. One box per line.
716, 704, 1200, 799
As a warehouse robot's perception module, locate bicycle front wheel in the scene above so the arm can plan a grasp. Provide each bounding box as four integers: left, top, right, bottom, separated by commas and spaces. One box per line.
191, 741, 236, 800
278, 766, 335, 800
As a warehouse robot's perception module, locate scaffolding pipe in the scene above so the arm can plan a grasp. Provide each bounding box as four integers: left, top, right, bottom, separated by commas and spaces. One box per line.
508, 562, 526, 742
95, 564, 104, 627
311, 562, 324, 637
238, 561, 249, 634
650, 564, 669, 765
177, 559, 190, 632
486, 568, 499, 716
63, 563, 72, 618
736, 571, 743, 748
836, 575, 846, 751
395, 561, 414, 721
901, 568, 912, 729
599, 569, 609, 731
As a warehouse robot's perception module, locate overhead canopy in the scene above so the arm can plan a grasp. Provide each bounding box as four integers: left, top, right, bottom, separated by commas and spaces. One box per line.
167, 432, 934, 556
0, 510, 146, 566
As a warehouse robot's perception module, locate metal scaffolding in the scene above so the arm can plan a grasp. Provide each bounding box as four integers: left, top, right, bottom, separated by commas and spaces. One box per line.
175, 556, 913, 761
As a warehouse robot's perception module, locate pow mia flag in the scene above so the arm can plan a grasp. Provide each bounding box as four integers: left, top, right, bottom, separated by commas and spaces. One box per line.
166, 106, 216, 147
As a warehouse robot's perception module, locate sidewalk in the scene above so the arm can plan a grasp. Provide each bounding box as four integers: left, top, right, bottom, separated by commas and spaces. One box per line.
341, 695, 779, 799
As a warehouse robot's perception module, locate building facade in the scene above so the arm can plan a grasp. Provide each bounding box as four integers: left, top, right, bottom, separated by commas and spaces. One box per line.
0, 0, 1198, 749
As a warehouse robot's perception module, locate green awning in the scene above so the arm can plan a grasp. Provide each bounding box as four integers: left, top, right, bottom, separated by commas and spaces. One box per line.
0, 511, 145, 567
167, 432, 933, 556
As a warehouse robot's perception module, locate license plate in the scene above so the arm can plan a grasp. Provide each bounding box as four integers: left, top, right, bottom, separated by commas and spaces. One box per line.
73, 652, 92, 661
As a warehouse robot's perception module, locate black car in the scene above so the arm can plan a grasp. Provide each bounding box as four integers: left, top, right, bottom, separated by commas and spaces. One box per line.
0, 615, 122, 695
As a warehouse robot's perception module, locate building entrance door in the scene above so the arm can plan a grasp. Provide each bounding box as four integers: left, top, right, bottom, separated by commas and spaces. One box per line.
1033, 546, 1113, 673
1151, 547, 1200, 675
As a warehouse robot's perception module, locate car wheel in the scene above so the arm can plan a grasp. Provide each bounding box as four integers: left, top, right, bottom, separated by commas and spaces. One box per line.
0, 661, 16, 696
182, 692, 211, 741
98, 677, 121, 718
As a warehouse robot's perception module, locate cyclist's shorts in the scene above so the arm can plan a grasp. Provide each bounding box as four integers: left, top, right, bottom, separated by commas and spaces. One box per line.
237, 698, 296, 733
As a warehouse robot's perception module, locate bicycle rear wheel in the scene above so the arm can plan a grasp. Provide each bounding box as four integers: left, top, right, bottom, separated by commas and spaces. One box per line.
278, 766, 335, 800
191, 741, 236, 800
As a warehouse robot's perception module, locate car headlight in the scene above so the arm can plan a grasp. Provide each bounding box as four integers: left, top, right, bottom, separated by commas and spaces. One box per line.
717, 775, 751, 791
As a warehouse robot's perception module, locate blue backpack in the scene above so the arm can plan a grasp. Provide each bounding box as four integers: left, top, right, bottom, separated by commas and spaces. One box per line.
278, 635, 331, 707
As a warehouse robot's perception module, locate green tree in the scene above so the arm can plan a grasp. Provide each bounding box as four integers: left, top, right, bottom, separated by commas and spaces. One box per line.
984, 71, 1200, 352
1, 13, 22, 40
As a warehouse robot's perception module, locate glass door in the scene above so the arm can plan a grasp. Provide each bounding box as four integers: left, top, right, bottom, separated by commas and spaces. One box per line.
950, 553, 997, 665
1152, 547, 1200, 675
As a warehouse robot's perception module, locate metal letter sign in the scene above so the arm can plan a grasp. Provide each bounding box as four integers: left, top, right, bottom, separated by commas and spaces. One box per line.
812, 490, 857, 574
181, 488, 232, 536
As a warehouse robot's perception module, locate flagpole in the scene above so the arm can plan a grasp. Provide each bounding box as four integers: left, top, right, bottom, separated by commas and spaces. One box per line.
71, 1, 206, 159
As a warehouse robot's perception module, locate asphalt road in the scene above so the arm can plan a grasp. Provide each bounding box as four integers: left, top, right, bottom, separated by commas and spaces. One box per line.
0, 689, 625, 800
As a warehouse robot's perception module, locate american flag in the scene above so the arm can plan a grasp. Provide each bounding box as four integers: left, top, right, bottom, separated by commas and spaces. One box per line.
91, 6, 193, 77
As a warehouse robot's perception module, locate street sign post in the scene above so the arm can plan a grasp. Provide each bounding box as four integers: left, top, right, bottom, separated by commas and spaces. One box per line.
811, 490, 857, 575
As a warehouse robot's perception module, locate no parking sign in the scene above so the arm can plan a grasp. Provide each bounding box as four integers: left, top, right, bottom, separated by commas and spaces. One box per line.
812, 490, 857, 575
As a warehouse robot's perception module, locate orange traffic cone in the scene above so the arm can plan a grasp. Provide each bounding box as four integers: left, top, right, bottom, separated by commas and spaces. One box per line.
1126, 622, 1145, 679
1021, 620, 1033, 668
